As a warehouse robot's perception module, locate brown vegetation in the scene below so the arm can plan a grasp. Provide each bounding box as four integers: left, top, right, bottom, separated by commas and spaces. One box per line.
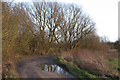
61, 49, 118, 76
1, 1, 118, 78
2, 2, 96, 59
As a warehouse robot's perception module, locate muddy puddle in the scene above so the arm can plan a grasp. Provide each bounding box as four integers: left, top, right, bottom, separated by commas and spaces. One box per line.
39, 64, 75, 78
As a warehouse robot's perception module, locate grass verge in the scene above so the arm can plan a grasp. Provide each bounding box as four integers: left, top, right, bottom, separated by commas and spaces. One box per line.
54, 57, 101, 79
108, 58, 119, 72
54, 56, 120, 80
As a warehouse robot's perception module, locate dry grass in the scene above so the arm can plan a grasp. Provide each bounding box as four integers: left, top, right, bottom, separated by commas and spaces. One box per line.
61, 49, 118, 76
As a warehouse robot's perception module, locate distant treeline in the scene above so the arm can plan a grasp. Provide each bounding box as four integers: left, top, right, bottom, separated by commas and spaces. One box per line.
107, 41, 119, 52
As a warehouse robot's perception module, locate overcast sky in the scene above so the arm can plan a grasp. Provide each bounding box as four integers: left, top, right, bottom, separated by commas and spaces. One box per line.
59, 0, 119, 42
14, 0, 119, 42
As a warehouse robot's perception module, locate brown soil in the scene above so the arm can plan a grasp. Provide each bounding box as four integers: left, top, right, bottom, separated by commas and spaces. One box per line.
16, 56, 73, 78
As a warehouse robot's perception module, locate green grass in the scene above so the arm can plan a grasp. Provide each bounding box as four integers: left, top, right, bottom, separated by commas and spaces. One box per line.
108, 58, 119, 71
15, 57, 24, 63
109, 49, 118, 52
64, 57, 72, 62
54, 57, 103, 79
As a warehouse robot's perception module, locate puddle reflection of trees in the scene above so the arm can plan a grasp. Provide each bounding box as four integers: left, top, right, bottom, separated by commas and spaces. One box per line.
40, 64, 69, 76
44, 64, 67, 75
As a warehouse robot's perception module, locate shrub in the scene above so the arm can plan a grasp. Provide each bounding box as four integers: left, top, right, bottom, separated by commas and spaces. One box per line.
76, 33, 109, 51
73, 59, 82, 65
65, 57, 73, 62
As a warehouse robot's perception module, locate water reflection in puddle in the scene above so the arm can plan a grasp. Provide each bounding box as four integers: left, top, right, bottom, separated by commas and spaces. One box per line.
39, 64, 75, 78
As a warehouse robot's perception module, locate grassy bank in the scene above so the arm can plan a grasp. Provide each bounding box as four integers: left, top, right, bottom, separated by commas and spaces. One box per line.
54, 56, 119, 80
54, 57, 100, 79
108, 58, 119, 73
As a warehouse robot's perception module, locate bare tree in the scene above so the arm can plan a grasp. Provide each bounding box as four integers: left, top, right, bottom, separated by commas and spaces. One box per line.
2, 1, 96, 55
28, 2, 96, 51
